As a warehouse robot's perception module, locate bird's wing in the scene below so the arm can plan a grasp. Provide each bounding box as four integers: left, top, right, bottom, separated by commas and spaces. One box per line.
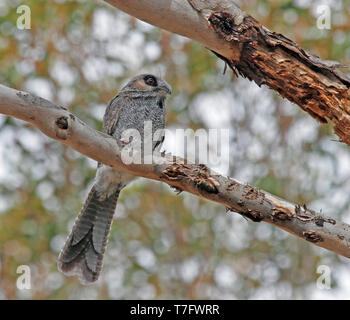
98, 94, 127, 168
102, 94, 127, 136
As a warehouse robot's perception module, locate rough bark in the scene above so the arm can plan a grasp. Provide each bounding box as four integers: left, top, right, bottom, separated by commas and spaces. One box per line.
1, 83, 350, 258
105, 0, 350, 145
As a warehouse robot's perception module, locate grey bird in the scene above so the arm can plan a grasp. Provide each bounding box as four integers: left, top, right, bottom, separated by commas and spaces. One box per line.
58, 74, 172, 284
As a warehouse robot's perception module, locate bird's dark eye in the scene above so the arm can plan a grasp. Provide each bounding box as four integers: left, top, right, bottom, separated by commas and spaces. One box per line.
144, 75, 157, 87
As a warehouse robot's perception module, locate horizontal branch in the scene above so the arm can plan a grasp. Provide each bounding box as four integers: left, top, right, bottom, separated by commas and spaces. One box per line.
1, 83, 350, 258
105, 0, 350, 145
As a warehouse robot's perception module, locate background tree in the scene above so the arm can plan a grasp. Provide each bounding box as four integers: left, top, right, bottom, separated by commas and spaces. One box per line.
0, 0, 350, 299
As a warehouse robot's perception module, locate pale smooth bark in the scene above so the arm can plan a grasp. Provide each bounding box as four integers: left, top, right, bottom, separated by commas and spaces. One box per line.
105, 0, 350, 145
105, 0, 244, 60
1, 83, 350, 258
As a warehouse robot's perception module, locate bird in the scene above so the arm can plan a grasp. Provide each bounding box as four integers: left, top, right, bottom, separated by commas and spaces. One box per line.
58, 74, 172, 284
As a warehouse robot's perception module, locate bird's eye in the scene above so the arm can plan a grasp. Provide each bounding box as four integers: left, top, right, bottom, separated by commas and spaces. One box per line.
144, 75, 157, 87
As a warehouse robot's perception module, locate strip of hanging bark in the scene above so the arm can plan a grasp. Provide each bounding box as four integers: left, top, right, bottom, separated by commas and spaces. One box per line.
105, 0, 350, 145
1, 83, 350, 258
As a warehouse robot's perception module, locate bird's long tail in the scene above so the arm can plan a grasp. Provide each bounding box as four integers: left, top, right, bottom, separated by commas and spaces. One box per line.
58, 186, 120, 284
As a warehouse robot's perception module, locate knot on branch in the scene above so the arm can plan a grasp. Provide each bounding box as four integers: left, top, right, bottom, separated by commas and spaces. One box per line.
315, 216, 336, 227
272, 207, 294, 222
193, 164, 219, 194
163, 163, 219, 194
303, 230, 324, 243
163, 163, 188, 180
240, 209, 264, 222
295, 204, 335, 227
242, 185, 262, 200
56, 116, 68, 129
208, 12, 237, 37
55, 116, 71, 140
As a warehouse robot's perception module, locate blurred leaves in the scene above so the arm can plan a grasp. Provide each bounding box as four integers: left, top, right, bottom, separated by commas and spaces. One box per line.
0, 0, 349, 299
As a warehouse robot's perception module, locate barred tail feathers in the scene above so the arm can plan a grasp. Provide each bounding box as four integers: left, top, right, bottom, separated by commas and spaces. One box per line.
58, 186, 120, 284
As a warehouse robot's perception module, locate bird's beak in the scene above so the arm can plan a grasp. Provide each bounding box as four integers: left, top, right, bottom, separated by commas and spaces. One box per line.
159, 84, 172, 95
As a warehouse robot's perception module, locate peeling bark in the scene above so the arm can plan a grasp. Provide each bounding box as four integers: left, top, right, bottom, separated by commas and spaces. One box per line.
207, 13, 350, 142
1, 84, 350, 258
105, 0, 350, 145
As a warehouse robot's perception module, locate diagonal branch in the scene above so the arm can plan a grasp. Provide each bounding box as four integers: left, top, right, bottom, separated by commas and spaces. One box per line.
1, 83, 350, 258
105, 0, 350, 145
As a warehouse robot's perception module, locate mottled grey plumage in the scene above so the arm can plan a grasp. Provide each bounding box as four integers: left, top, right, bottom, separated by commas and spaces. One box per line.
58, 74, 171, 284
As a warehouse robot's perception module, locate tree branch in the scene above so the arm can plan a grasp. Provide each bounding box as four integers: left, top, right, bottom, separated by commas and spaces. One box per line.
1, 83, 350, 258
105, 0, 350, 145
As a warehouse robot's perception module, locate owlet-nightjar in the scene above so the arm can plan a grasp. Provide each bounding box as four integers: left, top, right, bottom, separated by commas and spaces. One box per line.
58, 74, 172, 284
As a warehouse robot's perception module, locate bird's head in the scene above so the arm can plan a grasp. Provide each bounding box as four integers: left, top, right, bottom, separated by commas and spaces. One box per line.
121, 74, 172, 97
